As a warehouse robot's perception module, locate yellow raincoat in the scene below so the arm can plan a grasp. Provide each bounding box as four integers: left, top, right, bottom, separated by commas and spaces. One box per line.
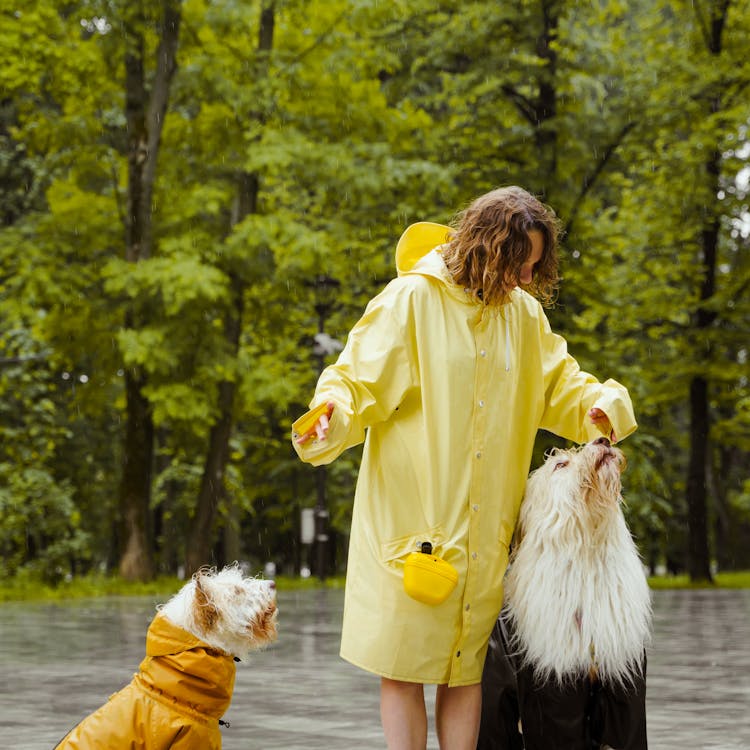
293, 223, 636, 687
56, 614, 235, 749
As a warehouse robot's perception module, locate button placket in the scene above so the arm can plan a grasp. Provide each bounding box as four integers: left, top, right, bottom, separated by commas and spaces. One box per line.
459, 321, 490, 685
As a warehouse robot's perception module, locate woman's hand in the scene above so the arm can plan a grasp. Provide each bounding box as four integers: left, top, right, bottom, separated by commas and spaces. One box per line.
588, 407, 617, 443
295, 402, 335, 445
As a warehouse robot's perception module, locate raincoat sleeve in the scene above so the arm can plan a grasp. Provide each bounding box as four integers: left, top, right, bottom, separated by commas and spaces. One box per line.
537, 306, 637, 443
293, 279, 418, 466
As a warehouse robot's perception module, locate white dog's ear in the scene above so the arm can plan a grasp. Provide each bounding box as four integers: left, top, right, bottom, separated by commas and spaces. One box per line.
194, 573, 220, 633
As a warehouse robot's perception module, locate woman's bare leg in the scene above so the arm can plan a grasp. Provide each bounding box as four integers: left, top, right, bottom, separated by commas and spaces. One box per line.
381, 678, 428, 750
435, 683, 482, 750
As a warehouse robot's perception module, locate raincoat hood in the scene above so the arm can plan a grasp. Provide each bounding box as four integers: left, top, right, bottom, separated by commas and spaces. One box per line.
146, 612, 214, 657
396, 222, 453, 276
138, 614, 236, 719
396, 222, 473, 306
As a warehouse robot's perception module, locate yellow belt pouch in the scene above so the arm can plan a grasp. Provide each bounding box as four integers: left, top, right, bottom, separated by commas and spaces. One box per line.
403, 548, 458, 605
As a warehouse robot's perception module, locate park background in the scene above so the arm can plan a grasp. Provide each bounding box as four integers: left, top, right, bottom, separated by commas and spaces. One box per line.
0, 0, 748, 589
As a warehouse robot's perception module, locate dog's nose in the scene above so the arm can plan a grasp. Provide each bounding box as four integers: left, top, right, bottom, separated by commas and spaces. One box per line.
594, 436, 610, 447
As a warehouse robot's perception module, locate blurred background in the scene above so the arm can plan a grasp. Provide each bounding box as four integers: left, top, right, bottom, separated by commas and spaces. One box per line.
0, 0, 748, 587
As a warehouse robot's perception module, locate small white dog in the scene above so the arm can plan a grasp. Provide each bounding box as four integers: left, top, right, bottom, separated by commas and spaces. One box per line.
56, 565, 278, 749
480, 438, 652, 750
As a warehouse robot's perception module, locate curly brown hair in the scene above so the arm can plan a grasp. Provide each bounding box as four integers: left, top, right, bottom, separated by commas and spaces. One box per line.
442, 186, 562, 307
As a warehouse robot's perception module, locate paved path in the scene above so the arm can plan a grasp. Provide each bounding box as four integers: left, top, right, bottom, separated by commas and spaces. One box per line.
1, 587, 748, 749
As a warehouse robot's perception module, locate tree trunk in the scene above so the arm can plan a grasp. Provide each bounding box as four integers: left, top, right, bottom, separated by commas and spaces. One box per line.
119, 361, 155, 580
686, 375, 713, 581
185, 269, 245, 574
685, 149, 720, 583
684, 0, 729, 582
500, 1, 558, 197
535, 0, 558, 192
184, 4, 275, 575
118, 1, 181, 581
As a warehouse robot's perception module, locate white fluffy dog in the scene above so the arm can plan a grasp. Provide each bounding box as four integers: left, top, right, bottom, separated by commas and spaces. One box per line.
479, 438, 651, 750
505, 437, 652, 686
56, 565, 278, 749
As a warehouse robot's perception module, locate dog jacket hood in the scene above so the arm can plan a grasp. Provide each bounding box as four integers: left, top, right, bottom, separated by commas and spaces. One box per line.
293, 222, 637, 687
55, 614, 235, 749
138, 613, 236, 718
146, 612, 208, 656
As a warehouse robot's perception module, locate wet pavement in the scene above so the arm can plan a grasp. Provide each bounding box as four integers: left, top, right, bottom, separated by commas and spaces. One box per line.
1, 587, 748, 749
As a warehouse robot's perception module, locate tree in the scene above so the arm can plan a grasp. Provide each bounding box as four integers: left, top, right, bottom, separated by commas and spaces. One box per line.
184, 2, 275, 574
167, 0, 452, 573
118, 1, 182, 581
569, 0, 750, 578
2, 0, 747, 581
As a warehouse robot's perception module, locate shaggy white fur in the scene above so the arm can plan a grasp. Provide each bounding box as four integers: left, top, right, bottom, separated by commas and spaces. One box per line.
159, 564, 278, 659
504, 440, 651, 687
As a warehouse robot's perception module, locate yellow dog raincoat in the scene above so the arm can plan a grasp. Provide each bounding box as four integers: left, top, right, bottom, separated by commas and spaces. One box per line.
55, 614, 235, 749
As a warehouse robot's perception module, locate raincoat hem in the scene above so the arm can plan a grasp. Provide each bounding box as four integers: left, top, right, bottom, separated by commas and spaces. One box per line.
340, 652, 481, 688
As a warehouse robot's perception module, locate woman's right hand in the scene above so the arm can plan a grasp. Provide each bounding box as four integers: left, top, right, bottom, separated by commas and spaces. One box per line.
295, 402, 335, 445
588, 407, 616, 443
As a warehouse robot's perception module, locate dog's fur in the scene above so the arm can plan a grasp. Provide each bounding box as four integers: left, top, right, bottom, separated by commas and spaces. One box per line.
479, 439, 652, 750
158, 564, 278, 660
504, 438, 651, 687
56, 565, 277, 749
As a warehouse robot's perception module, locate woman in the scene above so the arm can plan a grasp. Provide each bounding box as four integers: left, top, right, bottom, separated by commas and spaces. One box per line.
292, 186, 636, 750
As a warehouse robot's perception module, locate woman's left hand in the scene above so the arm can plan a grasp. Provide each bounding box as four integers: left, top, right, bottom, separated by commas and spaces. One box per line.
588, 408, 617, 443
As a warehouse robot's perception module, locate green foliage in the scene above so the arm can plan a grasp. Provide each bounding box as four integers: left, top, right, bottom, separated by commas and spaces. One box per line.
0, 324, 89, 581
1, 0, 749, 581
648, 570, 750, 589
0, 570, 347, 602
